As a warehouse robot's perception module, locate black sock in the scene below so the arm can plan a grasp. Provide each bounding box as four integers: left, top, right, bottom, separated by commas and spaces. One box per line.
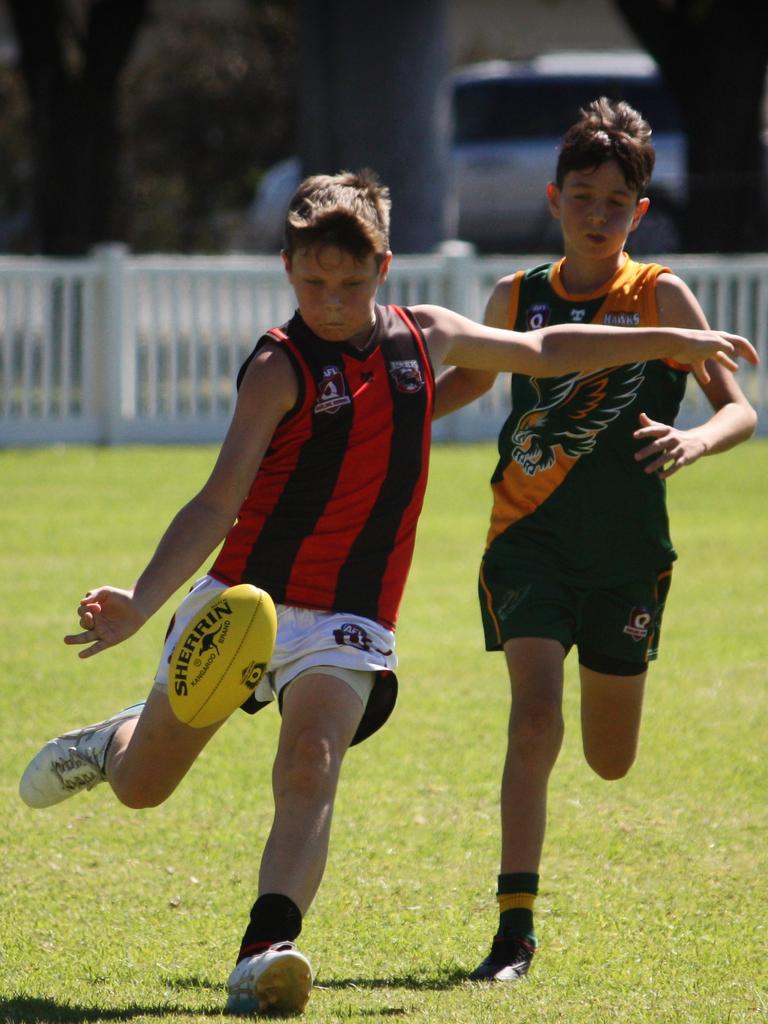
237, 893, 302, 964
497, 871, 539, 946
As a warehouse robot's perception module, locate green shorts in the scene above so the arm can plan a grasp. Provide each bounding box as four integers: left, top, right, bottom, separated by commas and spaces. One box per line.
478, 557, 673, 676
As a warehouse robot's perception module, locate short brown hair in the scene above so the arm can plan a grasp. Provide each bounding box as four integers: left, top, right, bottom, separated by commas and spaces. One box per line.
555, 97, 655, 196
283, 169, 391, 262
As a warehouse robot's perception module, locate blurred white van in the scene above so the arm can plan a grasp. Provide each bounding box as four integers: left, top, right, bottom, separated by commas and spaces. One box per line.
247, 51, 688, 254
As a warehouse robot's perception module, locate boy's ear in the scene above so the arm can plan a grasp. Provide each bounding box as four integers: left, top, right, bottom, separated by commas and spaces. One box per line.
546, 182, 561, 218
280, 250, 291, 273
629, 196, 651, 233
378, 251, 393, 281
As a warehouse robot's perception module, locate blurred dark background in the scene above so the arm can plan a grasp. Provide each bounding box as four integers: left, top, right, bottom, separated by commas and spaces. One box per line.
0, 0, 766, 256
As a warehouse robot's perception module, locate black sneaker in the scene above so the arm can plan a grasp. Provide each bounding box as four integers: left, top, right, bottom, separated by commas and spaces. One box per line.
468, 936, 536, 981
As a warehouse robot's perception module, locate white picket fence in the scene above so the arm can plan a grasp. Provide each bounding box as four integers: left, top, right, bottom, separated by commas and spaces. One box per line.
1, 244, 766, 447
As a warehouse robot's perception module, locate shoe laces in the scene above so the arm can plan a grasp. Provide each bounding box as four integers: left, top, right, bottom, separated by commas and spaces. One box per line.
51, 744, 103, 787
84, 751, 107, 785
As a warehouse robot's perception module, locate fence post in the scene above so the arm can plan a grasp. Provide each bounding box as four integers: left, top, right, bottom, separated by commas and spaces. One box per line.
437, 242, 478, 441
92, 243, 129, 444
441, 240, 475, 317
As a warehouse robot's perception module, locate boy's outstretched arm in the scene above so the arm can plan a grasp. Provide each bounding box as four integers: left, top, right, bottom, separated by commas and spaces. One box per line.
413, 304, 758, 381
433, 279, 509, 420
64, 344, 298, 659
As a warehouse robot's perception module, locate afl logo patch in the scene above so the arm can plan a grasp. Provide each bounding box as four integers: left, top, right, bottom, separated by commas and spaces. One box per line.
526, 304, 550, 330
315, 365, 351, 414
333, 622, 393, 656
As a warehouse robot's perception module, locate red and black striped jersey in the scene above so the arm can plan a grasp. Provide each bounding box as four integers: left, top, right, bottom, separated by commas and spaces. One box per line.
210, 304, 435, 629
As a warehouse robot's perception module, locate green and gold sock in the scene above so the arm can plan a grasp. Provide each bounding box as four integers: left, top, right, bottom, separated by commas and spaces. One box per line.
497, 872, 539, 946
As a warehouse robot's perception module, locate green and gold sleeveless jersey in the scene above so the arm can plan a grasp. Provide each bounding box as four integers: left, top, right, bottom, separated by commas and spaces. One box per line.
486, 256, 688, 585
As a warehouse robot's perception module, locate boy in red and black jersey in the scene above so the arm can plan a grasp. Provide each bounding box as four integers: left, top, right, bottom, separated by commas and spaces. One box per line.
19, 169, 755, 1016
211, 302, 434, 630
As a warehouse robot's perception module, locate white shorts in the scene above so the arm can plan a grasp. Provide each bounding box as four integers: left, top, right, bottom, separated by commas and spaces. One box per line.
154, 576, 398, 716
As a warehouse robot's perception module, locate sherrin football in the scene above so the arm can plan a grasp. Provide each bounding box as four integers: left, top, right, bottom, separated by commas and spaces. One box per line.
168, 583, 277, 728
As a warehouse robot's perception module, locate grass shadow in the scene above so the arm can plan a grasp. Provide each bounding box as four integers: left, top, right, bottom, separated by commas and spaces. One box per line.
0, 996, 223, 1023
314, 966, 468, 992
0, 968, 470, 1022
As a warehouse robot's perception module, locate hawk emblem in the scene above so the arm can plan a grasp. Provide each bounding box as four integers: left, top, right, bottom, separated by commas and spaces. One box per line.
507, 363, 645, 475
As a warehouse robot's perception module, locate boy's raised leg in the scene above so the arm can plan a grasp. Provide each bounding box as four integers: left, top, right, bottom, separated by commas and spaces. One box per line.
19, 687, 224, 810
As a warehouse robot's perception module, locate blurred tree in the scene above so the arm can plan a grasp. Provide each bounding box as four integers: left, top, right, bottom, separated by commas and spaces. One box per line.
6, 0, 150, 255
295, 0, 452, 252
3, 0, 296, 254
0, 63, 31, 251
122, 1, 296, 252
614, 0, 768, 252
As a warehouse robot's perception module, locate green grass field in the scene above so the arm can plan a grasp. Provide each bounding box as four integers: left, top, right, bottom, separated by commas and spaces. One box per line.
1, 441, 766, 1023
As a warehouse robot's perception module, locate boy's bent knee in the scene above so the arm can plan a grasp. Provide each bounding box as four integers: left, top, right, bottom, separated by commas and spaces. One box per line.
584, 749, 636, 780
109, 773, 175, 809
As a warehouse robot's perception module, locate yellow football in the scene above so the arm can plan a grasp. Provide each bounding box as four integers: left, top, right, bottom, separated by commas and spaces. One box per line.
168, 583, 277, 728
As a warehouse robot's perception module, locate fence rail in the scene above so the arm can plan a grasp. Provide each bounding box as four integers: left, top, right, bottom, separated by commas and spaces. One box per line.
1, 245, 765, 447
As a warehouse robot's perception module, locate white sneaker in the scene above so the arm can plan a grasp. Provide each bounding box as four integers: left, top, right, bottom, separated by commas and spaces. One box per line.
225, 942, 313, 1016
18, 702, 145, 809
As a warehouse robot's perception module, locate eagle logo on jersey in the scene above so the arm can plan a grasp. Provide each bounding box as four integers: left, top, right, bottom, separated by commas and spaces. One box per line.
388, 359, 424, 393
506, 363, 645, 475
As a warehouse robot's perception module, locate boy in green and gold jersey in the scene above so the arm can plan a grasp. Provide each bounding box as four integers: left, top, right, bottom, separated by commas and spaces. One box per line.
435, 97, 757, 982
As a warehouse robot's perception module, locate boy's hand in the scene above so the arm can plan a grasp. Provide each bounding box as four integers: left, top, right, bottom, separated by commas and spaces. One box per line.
64, 586, 147, 659
682, 331, 758, 386
633, 412, 707, 478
